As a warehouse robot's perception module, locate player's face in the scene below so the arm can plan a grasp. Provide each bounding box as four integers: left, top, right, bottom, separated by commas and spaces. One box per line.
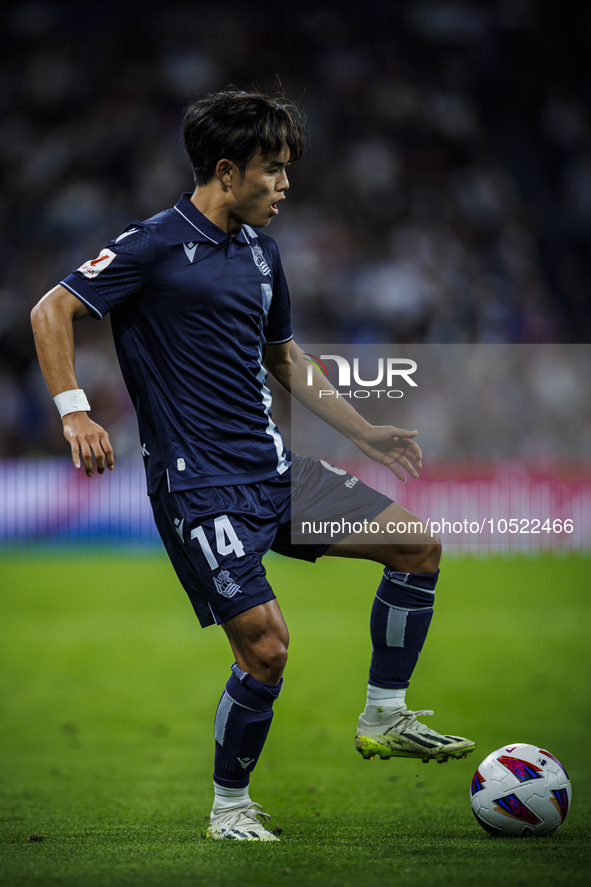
230, 144, 291, 228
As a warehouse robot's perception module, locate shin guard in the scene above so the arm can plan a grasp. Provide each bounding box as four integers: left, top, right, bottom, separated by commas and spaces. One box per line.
369, 569, 439, 689
213, 663, 282, 788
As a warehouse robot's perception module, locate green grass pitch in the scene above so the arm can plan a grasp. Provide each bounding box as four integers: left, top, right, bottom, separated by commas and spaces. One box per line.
1, 552, 590, 886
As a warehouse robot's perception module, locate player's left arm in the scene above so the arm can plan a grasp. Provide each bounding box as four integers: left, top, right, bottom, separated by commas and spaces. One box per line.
264, 339, 422, 481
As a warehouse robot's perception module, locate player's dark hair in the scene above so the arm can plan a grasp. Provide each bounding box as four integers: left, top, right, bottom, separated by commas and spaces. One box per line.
183, 87, 307, 186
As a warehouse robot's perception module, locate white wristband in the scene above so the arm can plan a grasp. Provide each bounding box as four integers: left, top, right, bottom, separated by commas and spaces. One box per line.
53, 389, 91, 419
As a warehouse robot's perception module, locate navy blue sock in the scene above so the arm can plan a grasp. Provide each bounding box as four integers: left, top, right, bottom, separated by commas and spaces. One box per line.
369, 569, 439, 689
213, 663, 282, 789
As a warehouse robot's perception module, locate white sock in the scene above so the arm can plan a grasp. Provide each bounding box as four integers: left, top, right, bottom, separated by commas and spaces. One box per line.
362, 684, 407, 722
213, 781, 250, 810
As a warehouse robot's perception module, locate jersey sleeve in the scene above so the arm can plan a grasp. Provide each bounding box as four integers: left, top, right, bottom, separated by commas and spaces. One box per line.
60, 224, 155, 319
266, 242, 292, 345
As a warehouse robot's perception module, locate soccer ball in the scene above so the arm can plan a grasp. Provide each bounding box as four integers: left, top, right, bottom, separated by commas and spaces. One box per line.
470, 743, 571, 836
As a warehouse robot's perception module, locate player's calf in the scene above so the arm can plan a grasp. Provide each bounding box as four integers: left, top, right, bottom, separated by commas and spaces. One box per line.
208, 602, 287, 840
356, 564, 475, 765
369, 567, 438, 688
209, 663, 283, 839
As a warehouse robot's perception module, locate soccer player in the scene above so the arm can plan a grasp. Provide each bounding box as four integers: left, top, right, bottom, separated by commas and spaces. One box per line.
31, 88, 475, 842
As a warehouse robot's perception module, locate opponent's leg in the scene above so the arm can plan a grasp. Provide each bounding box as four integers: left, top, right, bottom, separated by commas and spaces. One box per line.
207, 600, 287, 841
326, 502, 475, 763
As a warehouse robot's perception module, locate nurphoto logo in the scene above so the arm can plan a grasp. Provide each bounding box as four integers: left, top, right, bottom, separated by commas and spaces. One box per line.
303, 353, 418, 399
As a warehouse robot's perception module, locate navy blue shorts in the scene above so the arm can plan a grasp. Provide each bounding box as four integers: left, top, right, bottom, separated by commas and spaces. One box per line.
150, 452, 392, 627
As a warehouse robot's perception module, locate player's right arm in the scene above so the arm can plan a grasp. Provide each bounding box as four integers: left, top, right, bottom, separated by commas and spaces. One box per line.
30, 285, 114, 477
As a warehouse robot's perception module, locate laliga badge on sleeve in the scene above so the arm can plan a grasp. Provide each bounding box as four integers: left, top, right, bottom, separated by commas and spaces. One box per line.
78, 248, 117, 279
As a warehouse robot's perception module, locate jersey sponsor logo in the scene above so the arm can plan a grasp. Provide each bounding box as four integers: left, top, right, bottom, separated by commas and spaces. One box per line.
183, 241, 198, 262
213, 569, 242, 598
249, 242, 271, 277
78, 248, 117, 278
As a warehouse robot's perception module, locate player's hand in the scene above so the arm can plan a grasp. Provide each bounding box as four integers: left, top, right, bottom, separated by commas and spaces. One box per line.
62, 412, 114, 477
349, 425, 422, 481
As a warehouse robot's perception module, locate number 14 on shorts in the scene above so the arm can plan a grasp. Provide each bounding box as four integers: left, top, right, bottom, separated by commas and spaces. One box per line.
191, 515, 245, 569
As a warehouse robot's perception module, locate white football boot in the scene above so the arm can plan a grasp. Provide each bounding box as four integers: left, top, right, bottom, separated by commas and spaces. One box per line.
356, 708, 476, 764
206, 799, 280, 841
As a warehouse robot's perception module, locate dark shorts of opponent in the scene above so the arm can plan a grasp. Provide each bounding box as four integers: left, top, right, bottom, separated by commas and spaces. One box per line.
150, 452, 392, 628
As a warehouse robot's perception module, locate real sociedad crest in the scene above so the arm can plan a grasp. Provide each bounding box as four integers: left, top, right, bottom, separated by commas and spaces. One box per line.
213, 570, 242, 598
250, 242, 271, 276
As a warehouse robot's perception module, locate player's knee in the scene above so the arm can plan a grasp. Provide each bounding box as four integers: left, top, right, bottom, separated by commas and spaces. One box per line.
383, 538, 441, 574
424, 538, 442, 572
252, 635, 288, 682
245, 618, 289, 680
416, 539, 441, 573
223, 601, 289, 683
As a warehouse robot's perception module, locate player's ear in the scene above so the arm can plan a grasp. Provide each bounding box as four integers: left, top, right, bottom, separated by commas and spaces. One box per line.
215, 159, 234, 190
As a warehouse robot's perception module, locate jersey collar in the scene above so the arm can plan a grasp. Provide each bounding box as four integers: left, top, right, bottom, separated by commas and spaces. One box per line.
173, 193, 248, 244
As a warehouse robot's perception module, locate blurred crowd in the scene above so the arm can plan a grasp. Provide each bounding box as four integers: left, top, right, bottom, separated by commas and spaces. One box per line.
1, 0, 590, 459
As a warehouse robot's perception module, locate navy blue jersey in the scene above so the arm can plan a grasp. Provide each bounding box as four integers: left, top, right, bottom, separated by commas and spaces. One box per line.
61, 193, 292, 494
